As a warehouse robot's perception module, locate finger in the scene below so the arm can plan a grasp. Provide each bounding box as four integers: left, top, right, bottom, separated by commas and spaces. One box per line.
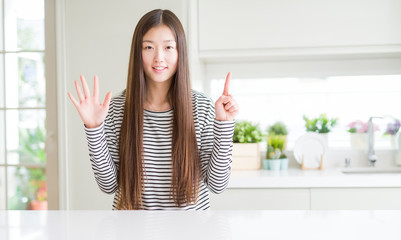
232, 104, 239, 111
229, 107, 237, 113
68, 92, 80, 109
226, 104, 238, 113
216, 95, 231, 105
102, 91, 112, 109
224, 101, 233, 110
74, 80, 85, 102
93, 75, 99, 97
223, 72, 231, 96
226, 100, 239, 112
80, 75, 91, 98
222, 96, 232, 104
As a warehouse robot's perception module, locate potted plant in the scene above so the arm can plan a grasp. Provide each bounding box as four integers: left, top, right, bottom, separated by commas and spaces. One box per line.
266, 121, 289, 170
348, 120, 379, 149
263, 135, 288, 170
267, 121, 288, 136
384, 119, 401, 148
29, 183, 47, 210
232, 120, 263, 170
267, 121, 288, 147
303, 114, 337, 142
9, 127, 47, 210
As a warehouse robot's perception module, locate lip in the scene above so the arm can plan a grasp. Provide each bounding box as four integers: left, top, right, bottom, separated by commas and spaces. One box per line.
152, 66, 167, 73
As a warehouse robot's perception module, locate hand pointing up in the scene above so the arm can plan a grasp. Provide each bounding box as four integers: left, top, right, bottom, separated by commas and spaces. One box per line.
215, 72, 239, 121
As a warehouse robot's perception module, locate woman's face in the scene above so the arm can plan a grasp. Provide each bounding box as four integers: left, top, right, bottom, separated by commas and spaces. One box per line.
142, 25, 178, 85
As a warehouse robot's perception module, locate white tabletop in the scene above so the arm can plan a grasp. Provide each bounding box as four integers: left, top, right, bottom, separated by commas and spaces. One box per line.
0, 210, 400, 240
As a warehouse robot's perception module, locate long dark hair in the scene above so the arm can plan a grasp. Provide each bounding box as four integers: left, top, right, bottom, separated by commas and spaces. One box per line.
117, 9, 201, 209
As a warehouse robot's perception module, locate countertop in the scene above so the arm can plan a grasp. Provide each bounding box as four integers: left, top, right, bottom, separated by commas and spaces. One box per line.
228, 168, 401, 188
0, 210, 400, 240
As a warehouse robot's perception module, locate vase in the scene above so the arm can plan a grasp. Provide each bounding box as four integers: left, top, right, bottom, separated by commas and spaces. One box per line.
262, 159, 269, 170
396, 132, 401, 166
319, 133, 329, 143
390, 135, 396, 149
280, 158, 289, 170
350, 133, 368, 150
269, 159, 281, 171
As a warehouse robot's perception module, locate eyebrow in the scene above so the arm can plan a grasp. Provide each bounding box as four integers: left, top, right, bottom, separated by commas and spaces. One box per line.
142, 40, 176, 43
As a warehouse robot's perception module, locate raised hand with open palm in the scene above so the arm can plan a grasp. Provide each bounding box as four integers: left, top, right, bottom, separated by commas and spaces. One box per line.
68, 75, 112, 128
215, 72, 239, 121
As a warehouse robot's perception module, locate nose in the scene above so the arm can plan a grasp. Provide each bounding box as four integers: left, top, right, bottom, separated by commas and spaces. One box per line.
154, 48, 164, 63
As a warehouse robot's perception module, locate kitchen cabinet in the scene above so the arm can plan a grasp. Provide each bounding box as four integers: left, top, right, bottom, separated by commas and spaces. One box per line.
210, 188, 310, 210
210, 187, 401, 210
310, 188, 401, 210
198, 0, 401, 61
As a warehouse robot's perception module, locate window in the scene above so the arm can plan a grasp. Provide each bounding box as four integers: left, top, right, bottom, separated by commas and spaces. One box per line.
0, 0, 51, 210
210, 74, 401, 149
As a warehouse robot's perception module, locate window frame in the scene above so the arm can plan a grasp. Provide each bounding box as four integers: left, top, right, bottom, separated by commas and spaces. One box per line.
0, 0, 58, 210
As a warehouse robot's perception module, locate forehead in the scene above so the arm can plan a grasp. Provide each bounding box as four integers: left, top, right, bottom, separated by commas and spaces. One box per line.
143, 25, 176, 42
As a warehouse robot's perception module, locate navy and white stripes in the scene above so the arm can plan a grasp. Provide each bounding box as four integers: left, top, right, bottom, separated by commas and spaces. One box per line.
84, 90, 235, 210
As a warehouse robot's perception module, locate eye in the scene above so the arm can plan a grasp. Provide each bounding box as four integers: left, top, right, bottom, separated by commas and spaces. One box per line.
166, 46, 175, 50
143, 46, 153, 50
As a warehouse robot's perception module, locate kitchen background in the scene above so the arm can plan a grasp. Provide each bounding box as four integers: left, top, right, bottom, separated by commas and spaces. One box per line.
0, 0, 401, 210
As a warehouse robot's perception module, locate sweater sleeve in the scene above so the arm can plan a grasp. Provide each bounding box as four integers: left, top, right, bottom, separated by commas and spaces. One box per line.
199, 98, 235, 194
84, 100, 120, 194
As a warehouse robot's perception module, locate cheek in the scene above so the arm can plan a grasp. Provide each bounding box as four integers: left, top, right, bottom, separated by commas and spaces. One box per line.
142, 51, 153, 63
169, 53, 178, 67
142, 53, 152, 68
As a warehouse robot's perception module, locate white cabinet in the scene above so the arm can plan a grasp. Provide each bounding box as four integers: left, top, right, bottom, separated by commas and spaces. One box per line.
198, 0, 401, 60
210, 188, 310, 210
210, 188, 401, 210
310, 188, 401, 210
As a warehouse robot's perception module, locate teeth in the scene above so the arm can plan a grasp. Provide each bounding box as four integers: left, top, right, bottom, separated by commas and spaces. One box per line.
154, 67, 165, 70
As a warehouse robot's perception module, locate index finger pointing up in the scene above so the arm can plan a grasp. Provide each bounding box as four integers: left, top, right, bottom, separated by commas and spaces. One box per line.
223, 72, 231, 96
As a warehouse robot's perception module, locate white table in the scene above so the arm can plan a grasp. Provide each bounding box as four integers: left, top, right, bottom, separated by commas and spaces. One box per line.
0, 210, 400, 239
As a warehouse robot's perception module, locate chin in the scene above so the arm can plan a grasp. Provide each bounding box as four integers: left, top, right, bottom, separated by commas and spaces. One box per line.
148, 76, 174, 83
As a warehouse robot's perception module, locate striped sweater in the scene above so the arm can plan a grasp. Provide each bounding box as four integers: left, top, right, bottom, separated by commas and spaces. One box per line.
84, 90, 235, 210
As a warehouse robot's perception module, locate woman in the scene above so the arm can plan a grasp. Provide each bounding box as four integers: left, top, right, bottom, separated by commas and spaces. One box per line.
68, 9, 239, 210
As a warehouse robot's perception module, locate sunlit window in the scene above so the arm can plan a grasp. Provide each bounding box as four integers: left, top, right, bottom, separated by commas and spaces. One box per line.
210, 75, 401, 150
0, 0, 47, 210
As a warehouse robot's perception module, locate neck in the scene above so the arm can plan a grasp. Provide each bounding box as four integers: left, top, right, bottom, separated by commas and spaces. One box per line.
145, 79, 172, 111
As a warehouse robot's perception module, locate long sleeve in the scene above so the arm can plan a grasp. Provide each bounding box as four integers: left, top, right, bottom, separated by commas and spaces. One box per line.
84, 90, 233, 209
199, 97, 235, 194
84, 99, 120, 194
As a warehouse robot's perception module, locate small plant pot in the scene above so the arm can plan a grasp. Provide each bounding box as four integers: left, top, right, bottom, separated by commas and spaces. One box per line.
280, 158, 289, 170
269, 159, 281, 171
262, 159, 270, 170
29, 200, 48, 210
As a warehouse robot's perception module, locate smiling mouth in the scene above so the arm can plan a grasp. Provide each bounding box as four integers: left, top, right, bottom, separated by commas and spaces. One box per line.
153, 66, 167, 71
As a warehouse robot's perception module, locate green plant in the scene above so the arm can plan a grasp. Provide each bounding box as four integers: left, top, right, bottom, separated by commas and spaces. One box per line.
266, 135, 287, 159
19, 127, 46, 164
303, 114, 338, 133
10, 126, 47, 209
233, 120, 263, 143
267, 121, 288, 136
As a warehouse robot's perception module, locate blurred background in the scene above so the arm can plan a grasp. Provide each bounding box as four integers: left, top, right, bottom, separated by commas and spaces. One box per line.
0, 0, 400, 210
